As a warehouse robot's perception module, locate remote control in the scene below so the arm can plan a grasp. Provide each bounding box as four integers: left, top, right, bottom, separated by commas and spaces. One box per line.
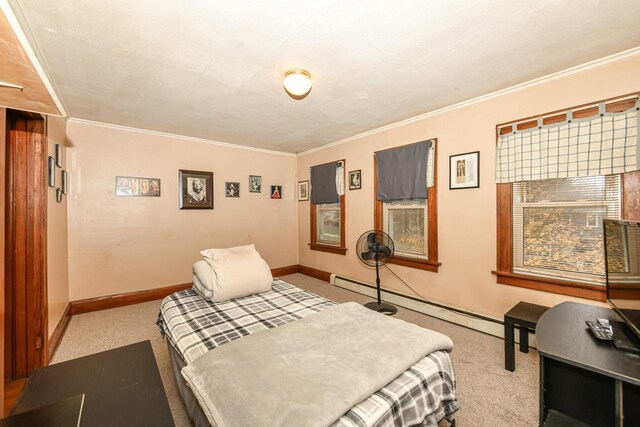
597, 318, 610, 329
586, 320, 613, 341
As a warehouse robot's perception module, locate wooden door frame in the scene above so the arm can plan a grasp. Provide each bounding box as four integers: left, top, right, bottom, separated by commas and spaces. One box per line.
0, 106, 7, 405
4, 109, 48, 383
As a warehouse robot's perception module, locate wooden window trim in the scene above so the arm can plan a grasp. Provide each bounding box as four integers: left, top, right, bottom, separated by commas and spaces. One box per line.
373, 140, 439, 272
309, 160, 347, 255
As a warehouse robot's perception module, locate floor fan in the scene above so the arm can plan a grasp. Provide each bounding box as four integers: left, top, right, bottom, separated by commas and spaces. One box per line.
356, 230, 397, 315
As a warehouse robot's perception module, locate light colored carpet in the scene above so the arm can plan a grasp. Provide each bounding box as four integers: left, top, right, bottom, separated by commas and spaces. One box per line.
52, 273, 538, 426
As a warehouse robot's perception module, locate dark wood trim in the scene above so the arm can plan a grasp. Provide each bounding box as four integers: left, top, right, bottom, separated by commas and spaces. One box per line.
270, 265, 300, 277
496, 183, 513, 272
47, 303, 70, 363
298, 265, 332, 282
308, 243, 347, 255
70, 283, 193, 315
496, 92, 640, 133
373, 140, 439, 271
493, 271, 606, 302
0, 107, 5, 404
622, 171, 640, 221
309, 160, 346, 255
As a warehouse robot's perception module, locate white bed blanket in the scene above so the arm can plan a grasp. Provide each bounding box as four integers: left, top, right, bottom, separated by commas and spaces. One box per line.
182, 302, 453, 427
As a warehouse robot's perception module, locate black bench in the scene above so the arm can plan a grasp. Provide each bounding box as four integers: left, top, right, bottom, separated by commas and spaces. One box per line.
504, 301, 549, 371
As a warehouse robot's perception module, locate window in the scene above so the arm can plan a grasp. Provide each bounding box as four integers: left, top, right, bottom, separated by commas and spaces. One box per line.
512, 175, 621, 285
494, 94, 640, 301
383, 200, 428, 259
374, 140, 439, 272
310, 160, 346, 255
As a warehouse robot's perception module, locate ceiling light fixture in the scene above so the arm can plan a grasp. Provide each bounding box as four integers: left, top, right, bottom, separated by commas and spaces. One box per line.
283, 69, 312, 100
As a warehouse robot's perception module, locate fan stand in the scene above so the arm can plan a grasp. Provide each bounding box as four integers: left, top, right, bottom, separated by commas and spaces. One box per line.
363, 255, 397, 316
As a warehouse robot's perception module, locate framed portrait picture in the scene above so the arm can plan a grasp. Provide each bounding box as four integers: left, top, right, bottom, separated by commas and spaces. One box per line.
116, 176, 162, 196
225, 182, 240, 197
62, 170, 68, 195
179, 170, 213, 209
298, 180, 309, 201
449, 151, 480, 190
249, 175, 262, 193
48, 156, 56, 187
55, 144, 63, 167
270, 185, 282, 199
348, 170, 361, 190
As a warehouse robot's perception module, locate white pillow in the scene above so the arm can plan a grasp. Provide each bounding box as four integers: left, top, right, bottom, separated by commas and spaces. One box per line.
192, 260, 214, 300
200, 244, 272, 302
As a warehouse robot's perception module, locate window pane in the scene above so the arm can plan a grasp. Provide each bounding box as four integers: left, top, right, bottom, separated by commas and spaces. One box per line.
317, 204, 340, 244
387, 208, 425, 255
524, 176, 606, 203
523, 206, 607, 275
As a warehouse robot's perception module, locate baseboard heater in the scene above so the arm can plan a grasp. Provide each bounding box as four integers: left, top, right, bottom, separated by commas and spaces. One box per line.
330, 274, 537, 348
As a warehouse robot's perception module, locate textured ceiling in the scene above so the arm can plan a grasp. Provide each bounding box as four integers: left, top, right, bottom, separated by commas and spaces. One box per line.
10, 0, 640, 153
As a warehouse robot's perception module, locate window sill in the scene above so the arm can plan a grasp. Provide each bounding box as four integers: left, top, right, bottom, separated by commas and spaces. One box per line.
389, 256, 440, 272
492, 270, 605, 302
309, 243, 347, 255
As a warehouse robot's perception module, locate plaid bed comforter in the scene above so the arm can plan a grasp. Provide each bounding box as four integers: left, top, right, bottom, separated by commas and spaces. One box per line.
157, 279, 458, 426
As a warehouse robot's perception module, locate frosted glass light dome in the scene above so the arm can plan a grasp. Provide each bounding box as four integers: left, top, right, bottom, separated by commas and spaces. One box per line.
283, 69, 312, 99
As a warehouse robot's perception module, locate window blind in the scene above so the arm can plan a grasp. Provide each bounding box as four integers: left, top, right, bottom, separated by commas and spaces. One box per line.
376, 140, 432, 202
512, 175, 621, 285
310, 162, 339, 204
496, 98, 639, 183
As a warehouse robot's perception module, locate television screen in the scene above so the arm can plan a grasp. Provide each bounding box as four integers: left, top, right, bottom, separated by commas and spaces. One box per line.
604, 219, 640, 339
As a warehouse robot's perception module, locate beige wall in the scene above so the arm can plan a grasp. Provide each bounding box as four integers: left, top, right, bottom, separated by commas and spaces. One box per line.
47, 116, 70, 336
65, 121, 298, 301
298, 54, 640, 320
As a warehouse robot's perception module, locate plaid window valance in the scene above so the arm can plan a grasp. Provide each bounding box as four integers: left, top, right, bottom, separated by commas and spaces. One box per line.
495, 98, 639, 183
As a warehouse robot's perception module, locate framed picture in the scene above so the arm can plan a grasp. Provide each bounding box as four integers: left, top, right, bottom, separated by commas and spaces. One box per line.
298, 180, 309, 201
56, 188, 62, 203
349, 170, 361, 190
116, 176, 161, 197
62, 170, 68, 195
270, 185, 282, 199
449, 151, 480, 190
225, 182, 240, 197
179, 169, 213, 209
249, 175, 262, 193
55, 144, 63, 167
48, 156, 56, 187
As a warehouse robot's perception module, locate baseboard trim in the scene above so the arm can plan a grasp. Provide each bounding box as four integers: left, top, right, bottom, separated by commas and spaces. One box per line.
70, 282, 192, 315
271, 265, 300, 277
298, 265, 332, 282
47, 303, 71, 363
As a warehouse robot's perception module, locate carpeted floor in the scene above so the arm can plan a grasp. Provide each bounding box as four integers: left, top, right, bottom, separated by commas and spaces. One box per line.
52, 273, 538, 426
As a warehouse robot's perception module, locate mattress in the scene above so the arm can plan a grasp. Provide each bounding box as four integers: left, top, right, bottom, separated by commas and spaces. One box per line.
157, 279, 458, 426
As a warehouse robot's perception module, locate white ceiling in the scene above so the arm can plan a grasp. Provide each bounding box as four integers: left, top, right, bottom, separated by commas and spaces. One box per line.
10, 0, 640, 153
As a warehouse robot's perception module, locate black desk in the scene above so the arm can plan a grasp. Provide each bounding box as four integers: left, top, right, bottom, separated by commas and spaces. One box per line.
537, 302, 640, 427
11, 341, 174, 427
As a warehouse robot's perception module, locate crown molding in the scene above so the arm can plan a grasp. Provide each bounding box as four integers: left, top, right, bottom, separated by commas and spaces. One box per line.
298, 46, 640, 156
67, 118, 298, 157
1, 0, 67, 117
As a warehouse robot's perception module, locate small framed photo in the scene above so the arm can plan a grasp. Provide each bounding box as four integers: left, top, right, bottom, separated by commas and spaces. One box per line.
270, 185, 282, 199
449, 151, 480, 190
249, 175, 262, 193
225, 182, 240, 197
62, 170, 68, 195
55, 144, 63, 167
48, 156, 56, 187
179, 169, 213, 209
348, 170, 361, 190
56, 188, 63, 203
148, 178, 161, 196
116, 176, 162, 197
298, 180, 309, 201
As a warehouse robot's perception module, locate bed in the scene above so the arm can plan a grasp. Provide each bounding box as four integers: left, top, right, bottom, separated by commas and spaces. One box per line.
157, 278, 458, 427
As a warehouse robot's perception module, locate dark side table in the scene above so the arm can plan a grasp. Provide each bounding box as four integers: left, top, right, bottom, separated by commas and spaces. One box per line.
504, 301, 549, 371
11, 340, 174, 426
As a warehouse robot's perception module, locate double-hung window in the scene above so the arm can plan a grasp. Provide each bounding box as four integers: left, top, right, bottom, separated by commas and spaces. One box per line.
310, 160, 346, 254
495, 94, 639, 300
374, 139, 439, 271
